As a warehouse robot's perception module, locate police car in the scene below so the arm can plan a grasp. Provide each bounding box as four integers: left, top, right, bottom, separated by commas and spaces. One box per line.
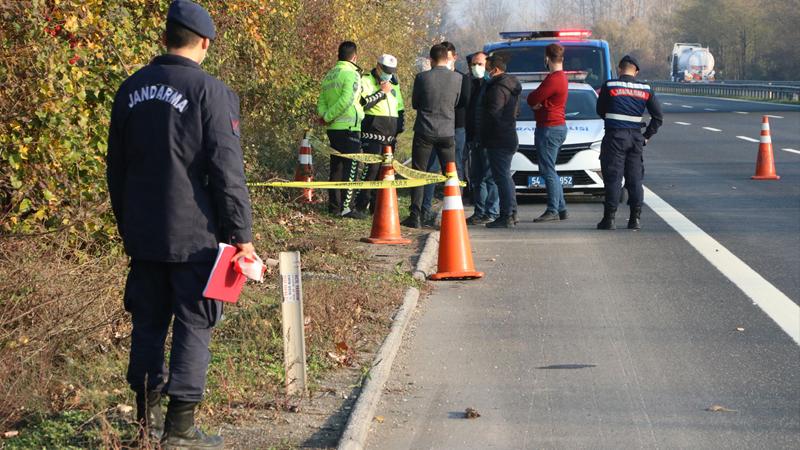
512, 75, 605, 195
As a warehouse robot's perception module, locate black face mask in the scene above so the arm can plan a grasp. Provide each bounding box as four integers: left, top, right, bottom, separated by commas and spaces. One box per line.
544, 59, 550, 70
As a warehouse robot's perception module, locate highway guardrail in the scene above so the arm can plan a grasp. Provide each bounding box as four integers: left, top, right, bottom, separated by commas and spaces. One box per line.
647, 81, 800, 102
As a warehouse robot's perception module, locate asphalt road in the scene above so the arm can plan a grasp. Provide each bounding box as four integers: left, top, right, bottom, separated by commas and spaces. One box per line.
366, 95, 800, 449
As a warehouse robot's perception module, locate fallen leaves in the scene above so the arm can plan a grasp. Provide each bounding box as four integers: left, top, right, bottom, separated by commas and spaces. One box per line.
374, 415, 385, 423
465, 407, 480, 419
328, 341, 355, 367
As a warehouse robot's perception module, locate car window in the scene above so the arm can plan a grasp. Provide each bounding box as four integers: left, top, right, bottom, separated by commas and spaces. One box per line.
492, 46, 605, 89
518, 89, 600, 121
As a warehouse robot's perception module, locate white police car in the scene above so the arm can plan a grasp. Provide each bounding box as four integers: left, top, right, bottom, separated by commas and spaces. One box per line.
512, 77, 604, 195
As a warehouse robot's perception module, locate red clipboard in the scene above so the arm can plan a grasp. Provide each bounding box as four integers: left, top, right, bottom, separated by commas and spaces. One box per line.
203, 243, 246, 303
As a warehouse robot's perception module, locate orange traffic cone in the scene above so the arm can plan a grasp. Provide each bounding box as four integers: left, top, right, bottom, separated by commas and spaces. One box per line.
361, 146, 412, 245
429, 162, 483, 281
751, 116, 780, 180
294, 133, 317, 203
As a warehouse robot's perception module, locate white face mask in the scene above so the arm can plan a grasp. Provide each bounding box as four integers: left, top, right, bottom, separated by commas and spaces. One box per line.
470, 65, 485, 79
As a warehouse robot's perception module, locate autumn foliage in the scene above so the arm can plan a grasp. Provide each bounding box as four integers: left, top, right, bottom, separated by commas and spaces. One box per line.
0, 0, 442, 235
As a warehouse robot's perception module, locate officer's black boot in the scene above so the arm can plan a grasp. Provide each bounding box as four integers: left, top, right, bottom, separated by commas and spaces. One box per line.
161, 400, 223, 449
135, 390, 164, 443
401, 214, 421, 228
627, 206, 642, 230
596, 206, 617, 230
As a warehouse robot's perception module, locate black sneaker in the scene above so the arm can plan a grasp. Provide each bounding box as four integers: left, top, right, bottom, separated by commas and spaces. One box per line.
533, 211, 559, 223
558, 210, 569, 220
486, 217, 515, 228
344, 209, 368, 220
422, 212, 437, 228
466, 214, 491, 225
401, 215, 421, 228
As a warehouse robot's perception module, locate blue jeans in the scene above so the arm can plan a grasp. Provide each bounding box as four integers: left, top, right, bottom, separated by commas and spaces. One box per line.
468, 143, 499, 218
535, 125, 568, 213
487, 147, 518, 218
422, 127, 465, 216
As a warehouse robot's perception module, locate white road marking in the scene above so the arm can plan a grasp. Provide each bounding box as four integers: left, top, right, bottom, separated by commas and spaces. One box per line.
734, 111, 749, 114
704, 108, 718, 112
765, 115, 784, 119
681, 105, 694, 109
660, 93, 800, 109
782, 148, 800, 155
663, 102, 673, 105
644, 187, 800, 346
675, 121, 692, 125
736, 136, 759, 143
702, 127, 722, 132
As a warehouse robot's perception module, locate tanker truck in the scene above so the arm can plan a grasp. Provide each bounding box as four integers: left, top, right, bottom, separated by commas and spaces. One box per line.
670, 43, 715, 82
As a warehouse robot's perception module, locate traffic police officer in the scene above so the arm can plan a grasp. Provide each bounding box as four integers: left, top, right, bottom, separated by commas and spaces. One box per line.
106, 2, 255, 448
596, 55, 663, 230
347, 54, 405, 219
317, 41, 364, 215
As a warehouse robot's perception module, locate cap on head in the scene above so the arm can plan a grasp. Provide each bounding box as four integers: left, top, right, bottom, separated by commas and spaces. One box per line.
377, 54, 398, 74
167, 0, 216, 40
619, 54, 640, 71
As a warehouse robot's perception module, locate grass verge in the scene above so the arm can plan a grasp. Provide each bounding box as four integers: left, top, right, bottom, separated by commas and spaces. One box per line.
0, 187, 420, 448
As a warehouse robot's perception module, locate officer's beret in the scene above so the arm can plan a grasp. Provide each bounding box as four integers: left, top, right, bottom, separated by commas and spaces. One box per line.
167, 0, 216, 40
619, 54, 640, 71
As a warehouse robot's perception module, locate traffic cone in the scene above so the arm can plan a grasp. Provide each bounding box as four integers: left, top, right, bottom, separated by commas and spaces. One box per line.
294, 132, 317, 203
361, 146, 411, 245
751, 116, 780, 180
429, 162, 484, 281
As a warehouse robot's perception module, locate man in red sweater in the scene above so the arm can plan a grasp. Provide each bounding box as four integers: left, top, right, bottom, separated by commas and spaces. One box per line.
526, 43, 569, 222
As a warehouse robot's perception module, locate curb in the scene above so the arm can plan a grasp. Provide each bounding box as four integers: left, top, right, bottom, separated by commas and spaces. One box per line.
337, 232, 439, 450
412, 231, 439, 281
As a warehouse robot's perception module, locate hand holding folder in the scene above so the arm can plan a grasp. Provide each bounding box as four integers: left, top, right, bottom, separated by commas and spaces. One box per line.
203, 243, 272, 303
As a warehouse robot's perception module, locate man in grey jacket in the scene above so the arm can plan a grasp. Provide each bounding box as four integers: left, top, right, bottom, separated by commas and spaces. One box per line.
402, 43, 464, 228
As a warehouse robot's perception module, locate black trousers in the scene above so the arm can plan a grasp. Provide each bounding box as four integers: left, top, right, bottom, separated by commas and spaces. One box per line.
327, 129, 362, 213
600, 128, 645, 209
410, 133, 455, 217
355, 140, 393, 212
124, 260, 222, 402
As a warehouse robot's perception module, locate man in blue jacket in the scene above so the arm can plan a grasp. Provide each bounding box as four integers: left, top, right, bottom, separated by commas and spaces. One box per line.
106, 2, 255, 447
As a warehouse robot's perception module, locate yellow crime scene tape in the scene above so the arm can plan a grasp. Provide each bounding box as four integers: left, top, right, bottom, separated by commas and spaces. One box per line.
248, 134, 466, 189
249, 178, 437, 189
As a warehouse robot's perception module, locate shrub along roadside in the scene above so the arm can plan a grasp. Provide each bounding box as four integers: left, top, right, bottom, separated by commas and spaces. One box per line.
0, 189, 422, 447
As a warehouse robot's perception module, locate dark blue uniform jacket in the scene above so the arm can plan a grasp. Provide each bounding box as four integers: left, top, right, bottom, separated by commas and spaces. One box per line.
596, 74, 663, 139
107, 54, 253, 262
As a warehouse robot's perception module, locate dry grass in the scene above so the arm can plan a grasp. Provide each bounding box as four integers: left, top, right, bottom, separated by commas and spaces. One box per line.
0, 191, 418, 447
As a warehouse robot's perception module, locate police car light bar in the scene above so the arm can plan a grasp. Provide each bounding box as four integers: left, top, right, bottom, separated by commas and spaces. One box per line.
499, 30, 591, 41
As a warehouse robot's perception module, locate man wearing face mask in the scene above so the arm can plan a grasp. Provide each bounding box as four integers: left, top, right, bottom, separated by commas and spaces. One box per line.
465, 51, 499, 225
106, 1, 255, 447
482, 54, 522, 229
347, 54, 405, 218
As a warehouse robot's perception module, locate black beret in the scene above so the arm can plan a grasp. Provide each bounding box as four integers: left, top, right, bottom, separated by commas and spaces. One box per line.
167, 0, 216, 40
619, 54, 640, 71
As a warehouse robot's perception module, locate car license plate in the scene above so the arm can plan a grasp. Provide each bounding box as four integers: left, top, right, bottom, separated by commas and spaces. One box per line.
527, 176, 574, 188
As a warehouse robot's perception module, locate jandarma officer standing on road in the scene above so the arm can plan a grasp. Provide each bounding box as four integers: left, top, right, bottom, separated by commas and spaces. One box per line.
318, 41, 364, 216
595, 55, 663, 230
106, 2, 255, 448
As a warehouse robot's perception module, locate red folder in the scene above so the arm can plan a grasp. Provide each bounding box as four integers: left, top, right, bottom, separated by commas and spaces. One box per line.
203, 243, 246, 303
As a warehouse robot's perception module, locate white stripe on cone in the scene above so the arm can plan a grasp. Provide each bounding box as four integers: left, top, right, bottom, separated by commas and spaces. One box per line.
761, 135, 772, 144
762, 123, 770, 131
443, 195, 463, 211
299, 154, 312, 164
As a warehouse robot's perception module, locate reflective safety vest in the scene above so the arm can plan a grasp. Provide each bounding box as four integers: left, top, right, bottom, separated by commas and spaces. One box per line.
317, 60, 364, 132
360, 70, 404, 142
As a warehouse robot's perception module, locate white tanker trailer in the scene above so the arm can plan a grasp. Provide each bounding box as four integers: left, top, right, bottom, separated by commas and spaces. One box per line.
670, 43, 715, 82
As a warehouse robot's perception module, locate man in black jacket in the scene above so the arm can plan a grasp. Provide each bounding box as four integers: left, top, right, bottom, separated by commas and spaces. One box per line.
402, 43, 464, 228
482, 54, 522, 228
106, 2, 254, 447
465, 51, 499, 225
